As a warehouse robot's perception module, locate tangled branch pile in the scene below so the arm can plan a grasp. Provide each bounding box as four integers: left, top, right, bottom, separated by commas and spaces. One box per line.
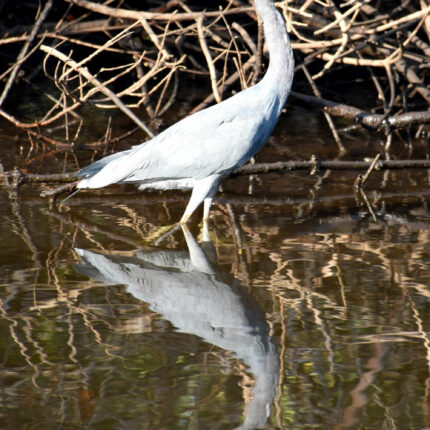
0, 0, 429, 149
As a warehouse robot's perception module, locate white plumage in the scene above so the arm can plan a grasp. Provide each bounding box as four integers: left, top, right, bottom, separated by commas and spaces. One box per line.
77, 0, 294, 223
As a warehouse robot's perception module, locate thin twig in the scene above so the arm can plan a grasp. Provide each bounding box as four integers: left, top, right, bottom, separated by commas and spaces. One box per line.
0, 0, 53, 107
353, 153, 381, 190
40, 44, 154, 138
197, 14, 222, 103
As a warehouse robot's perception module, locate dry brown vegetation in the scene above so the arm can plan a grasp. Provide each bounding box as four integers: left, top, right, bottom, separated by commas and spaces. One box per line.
1, 1, 430, 140
0, 0, 430, 191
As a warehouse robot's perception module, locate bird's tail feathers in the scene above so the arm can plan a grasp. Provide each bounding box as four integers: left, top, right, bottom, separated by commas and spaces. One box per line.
77, 150, 128, 179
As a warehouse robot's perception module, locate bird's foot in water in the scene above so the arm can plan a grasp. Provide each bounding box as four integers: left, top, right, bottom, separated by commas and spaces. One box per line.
197, 219, 211, 242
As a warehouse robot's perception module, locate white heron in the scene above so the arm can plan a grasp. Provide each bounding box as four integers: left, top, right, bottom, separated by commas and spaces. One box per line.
76, 0, 294, 223
75, 224, 279, 428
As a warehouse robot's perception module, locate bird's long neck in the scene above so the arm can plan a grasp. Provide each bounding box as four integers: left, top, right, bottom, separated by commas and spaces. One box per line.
255, 0, 294, 109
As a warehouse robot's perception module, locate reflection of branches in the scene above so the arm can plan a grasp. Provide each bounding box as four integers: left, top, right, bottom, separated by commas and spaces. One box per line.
3, 166, 430, 428
45, 207, 146, 247
0, 300, 43, 389
406, 286, 430, 381
3, 179, 42, 268
260, 213, 430, 427
338, 343, 385, 429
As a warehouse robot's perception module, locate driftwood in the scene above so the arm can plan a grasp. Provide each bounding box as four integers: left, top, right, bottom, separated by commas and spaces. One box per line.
1, 157, 430, 200
5, 158, 430, 183
291, 92, 430, 131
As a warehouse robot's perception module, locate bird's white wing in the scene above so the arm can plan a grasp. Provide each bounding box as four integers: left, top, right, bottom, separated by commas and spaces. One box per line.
124, 86, 271, 183
79, 84, 271, 189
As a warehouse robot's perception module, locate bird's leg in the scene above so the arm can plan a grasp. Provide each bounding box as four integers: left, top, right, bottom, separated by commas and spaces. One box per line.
180, 175, 222, 224
179, 213, 191, 224
201, 218, 210, 242
202, 177, 222, 223
203, 197, 214, 222
180, 190, 201, 224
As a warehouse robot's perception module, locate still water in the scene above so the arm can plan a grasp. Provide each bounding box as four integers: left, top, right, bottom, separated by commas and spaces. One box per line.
1, 104, 430, 429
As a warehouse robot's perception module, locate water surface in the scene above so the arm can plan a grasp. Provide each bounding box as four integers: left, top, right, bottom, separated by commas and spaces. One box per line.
1, 103, 430, 429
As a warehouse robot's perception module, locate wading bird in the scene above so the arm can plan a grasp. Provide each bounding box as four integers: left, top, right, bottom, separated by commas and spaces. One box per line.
76, 0, 294, 223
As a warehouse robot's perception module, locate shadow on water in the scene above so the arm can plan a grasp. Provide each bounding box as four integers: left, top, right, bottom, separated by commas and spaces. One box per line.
75, 224, 279, 430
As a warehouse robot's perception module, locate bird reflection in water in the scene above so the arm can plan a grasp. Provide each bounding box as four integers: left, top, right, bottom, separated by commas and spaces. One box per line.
75, 224, 279, 429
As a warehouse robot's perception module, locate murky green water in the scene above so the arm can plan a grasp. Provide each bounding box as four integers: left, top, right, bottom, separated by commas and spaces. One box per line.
1, 103, 430, 429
